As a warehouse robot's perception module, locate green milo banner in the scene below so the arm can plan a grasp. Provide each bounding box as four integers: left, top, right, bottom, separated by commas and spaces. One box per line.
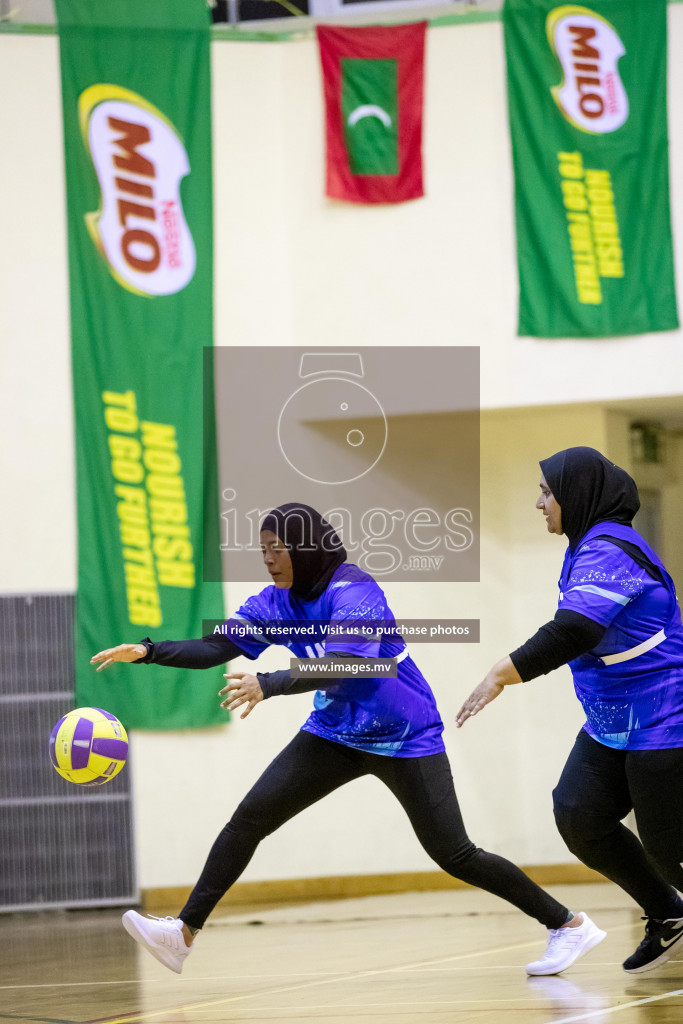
504, 0, 678, 338
56, 0, 225, 729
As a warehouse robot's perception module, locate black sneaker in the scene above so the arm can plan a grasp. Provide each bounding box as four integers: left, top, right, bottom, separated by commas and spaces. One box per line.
623, 916, 683, 974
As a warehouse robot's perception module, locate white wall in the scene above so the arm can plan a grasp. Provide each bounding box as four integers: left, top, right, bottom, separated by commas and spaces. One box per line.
2, 13, 683, 890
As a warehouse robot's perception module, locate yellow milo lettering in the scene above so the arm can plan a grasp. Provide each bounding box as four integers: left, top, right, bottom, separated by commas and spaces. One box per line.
585, 169, 624, 279
123, 546, 154, 567
591, 204, 616, 220
103, 392, 162, 627
117, 501, 148, 527
558, 152, 584, 179
150, 498, 187, 523
105, 406, 138, 434
141, 421, 177, 450
141, 421, 195, 590
124, 563, 157, 588
599, 263, 624, 278
568, 222, 593, 253
102, 390, 136, 411
574, 255, 602, 304
121, 525, 151, 548
561, 179, 587, 212
588, 188, 614, 205
153, 537, 193, 561
116, 483, 147, 522
115, 484, 146, 505
584, 170, 611, 189
127, 584, 162, 628
147, 473, 185, 499
595, 243, 622, 262
592, 220, 619, 240
109, 435, 142, 460
153, 523, 191, 539
558, 156, 626, 301
558, 152, 602, 306
577, 289, 602, 305
156, 561, 195, 587
144, 449, 182, 475
129, 604, 162, 628
112, 459, 144, 485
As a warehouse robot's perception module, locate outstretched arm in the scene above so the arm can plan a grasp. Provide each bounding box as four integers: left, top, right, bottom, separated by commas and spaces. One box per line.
90, 643, 148, 671
90, 636, 247, 672
220, 653, 369, 718
455, 610, 606, 728
455, 656, 521, 727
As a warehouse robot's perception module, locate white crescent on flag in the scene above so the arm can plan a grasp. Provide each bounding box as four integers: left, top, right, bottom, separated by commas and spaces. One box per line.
347, 104, 392, 128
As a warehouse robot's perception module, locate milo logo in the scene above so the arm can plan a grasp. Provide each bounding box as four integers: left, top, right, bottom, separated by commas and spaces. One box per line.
79, 85, 196, 296
546, 5, 629, 134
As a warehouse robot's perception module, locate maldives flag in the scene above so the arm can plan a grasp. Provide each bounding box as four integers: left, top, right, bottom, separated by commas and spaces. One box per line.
316, 23, 427, 204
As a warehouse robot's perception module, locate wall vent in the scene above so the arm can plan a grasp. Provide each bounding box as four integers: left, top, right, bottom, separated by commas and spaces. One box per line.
0, 594, 137, 911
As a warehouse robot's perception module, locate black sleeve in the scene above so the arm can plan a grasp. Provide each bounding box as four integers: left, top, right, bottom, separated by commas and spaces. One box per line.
509, 610, 606, 682
137, 636, 253, 670
258, 653, 367, 699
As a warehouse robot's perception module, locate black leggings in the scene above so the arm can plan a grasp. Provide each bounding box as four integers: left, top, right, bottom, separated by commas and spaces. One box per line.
553, 729, 683, 919
181, 730, 569, 930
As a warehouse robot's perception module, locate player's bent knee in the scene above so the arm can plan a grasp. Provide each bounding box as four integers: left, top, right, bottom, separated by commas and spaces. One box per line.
435, 840, 480, 876
226, 805, 278, 841
553, 792, 590, 847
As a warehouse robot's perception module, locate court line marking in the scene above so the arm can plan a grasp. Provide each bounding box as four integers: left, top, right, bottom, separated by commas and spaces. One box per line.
0, 1014, 79, 1024
0, 918, 641, 1024
1, 924, 644, 992
161, 996, 590, 1008
541, 986, 683, 1024
0, 963, 598, 993
95, 937, 594, 1024
94, 919, 649, 1024
0, 921, 638, 987
0, 972, 343, 991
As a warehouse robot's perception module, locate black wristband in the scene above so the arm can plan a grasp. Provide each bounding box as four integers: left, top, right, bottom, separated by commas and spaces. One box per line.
136, 638, 154, 663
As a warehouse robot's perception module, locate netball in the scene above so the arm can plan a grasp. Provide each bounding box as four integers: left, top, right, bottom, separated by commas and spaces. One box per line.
49, 707, 128, 787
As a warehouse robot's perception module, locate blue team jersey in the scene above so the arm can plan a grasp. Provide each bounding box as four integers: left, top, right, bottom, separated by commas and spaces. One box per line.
557, 523, 683, 750
222, 563, 445, 758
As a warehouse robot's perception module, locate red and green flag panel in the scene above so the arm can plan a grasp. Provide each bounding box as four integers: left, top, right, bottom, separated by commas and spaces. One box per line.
317, 23, 426, 204
504, 0, 678, 338
55, 0, 225, 729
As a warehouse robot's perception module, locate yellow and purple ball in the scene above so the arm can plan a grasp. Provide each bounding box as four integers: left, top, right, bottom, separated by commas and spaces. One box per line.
49, 707, 128, 786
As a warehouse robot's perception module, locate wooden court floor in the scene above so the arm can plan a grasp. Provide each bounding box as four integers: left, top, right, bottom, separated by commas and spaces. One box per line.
2, 883, 683, 1024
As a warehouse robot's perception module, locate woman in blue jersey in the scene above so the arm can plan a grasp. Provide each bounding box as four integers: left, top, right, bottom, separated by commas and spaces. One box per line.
457, 447, 683, 975
92, 503, 603, 976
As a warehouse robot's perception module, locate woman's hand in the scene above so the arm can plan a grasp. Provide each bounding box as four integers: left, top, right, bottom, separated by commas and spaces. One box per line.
90, 643, 147, 672
455, 678, 504, 727
220, 672, 264, 718
455, 656, 522, 728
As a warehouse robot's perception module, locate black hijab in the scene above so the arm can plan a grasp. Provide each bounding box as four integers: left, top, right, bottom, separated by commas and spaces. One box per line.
260, 503, 347, 602
539, 447, 640, 548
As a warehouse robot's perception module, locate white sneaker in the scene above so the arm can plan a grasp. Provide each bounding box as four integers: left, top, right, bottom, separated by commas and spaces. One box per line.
526, 912, 606, 976
122, 910, 193, 974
